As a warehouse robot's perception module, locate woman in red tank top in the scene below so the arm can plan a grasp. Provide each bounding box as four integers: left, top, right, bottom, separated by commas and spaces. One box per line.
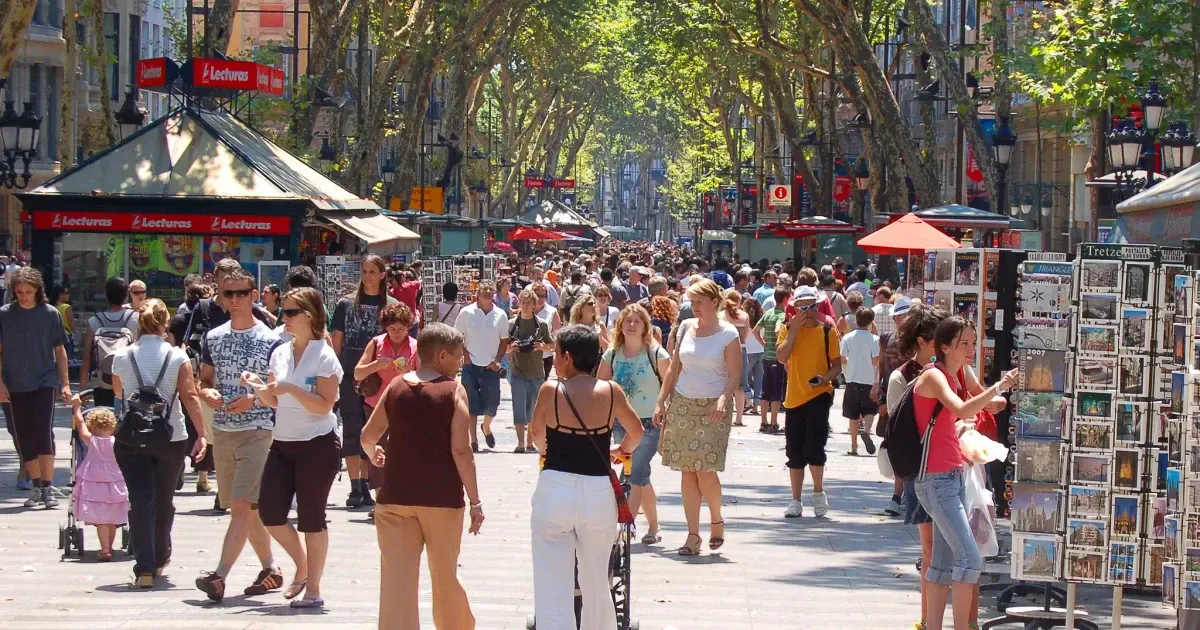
911, 316, 1017, 630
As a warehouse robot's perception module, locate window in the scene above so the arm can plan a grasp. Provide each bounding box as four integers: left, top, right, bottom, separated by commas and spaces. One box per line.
104, 13, 120, 101
142, 22, 150, 59
45, 66, 59, 161
129, 15, 142, 97
259, 3, 285, 29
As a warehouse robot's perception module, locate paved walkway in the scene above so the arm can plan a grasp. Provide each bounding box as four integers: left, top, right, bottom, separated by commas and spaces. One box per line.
0, 386, 1179, 628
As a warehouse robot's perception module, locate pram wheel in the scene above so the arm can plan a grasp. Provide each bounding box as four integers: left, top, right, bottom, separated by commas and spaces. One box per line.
526, 615, 536, 629
612, 524, 634, 630
58, 523, 66, 550
121, 526, 130, 551
73, 528, 85, 558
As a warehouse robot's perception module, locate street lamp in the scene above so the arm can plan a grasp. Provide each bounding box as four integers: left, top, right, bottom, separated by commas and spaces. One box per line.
1160, 121, 1197, 174
991, 116, 1016, 215
115, 91, 147, 140
854, 157, 870, 192
0, 100, 41, 190
318, 136, 336, 173
380, 150, 396, 203
1106, 117, 1145, 192
1141, 80, 1168, 132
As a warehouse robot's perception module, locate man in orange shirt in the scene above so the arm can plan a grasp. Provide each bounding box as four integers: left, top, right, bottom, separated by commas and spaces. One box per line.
776, 286, 842, 519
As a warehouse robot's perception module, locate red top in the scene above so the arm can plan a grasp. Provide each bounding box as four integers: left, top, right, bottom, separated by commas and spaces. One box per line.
784, 298, 838, 327
913, 364, 966, 475
377, 376, 465, 508
390, 280, 424, 325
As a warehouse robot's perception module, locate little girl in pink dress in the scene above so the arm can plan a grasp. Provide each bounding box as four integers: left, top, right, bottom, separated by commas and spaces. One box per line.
72, 402, 130, 561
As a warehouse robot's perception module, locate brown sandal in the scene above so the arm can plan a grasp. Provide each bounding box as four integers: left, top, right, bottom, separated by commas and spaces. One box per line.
243, 568, 283, 595
709, 521, 725, 550
678, 533, 702, 556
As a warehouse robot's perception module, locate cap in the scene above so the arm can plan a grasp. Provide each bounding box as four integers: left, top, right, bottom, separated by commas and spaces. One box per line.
892, 295, 915, 316
632, 266, 651, 277
793, 286, 821, 303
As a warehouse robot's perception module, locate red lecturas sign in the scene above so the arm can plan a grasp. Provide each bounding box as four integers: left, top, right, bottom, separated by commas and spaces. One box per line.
34, 211, 292, 235
136, 58, 168, 88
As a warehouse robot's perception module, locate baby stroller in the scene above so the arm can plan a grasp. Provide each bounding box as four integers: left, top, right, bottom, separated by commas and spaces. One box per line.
527, 456, 639, 630
59, 390, 130, 558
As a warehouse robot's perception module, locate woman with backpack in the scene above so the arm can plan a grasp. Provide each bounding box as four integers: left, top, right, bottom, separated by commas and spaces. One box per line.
907, 315, 1017, 630
110, 299, 208, 587
597, 304, 670, 545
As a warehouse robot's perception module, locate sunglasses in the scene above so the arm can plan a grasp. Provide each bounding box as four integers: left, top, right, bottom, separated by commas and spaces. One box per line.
130, 290, 147, 296
222, 289, 253, 299
794, 303, 816, 312
282, 308, 307, 318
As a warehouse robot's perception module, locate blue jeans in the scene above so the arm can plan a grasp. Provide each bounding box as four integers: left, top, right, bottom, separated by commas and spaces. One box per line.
611, 418, 659, 486
744, 352, 764, 404
914, 469, 984, 585
462, 364, 502, 417
509, 372, 544, 425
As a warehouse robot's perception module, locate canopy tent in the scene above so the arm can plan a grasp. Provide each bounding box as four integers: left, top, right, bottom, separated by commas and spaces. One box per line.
519, 199, 596, 228
1087, 170, 1168, 192
911, 204, 1021, 230
856, 214, 962, 255
760, 216, 863, 238
316, 211, 419, 252
604, 226, 637, 235
1105, 162, 1200, 245
510, 226, 566, 241
557, 233, 594, 242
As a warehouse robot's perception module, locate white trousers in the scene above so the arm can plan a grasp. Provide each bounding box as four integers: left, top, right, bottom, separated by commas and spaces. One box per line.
531, 469, 619, 630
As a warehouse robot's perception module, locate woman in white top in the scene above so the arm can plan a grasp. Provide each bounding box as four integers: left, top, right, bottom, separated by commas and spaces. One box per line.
244, 287, 343, 609
531, 283, 562, 380
570, 295, 610, 352
593, 285, 620, 330
111, 298, 207, 587
741, 296, 766, 417
652, 279, 742, 555
719, 288, 751, 426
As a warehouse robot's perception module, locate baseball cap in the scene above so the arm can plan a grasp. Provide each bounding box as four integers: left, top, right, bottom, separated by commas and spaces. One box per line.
793, 286, 821, 303
892, 295, 915, 316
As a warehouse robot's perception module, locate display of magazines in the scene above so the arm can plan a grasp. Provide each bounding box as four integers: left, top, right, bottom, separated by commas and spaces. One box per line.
1011, 253, 1072, 582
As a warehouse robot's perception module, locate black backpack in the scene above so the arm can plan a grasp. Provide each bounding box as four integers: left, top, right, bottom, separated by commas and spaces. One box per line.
114, 352, 177, 448
882, 370, 943, 481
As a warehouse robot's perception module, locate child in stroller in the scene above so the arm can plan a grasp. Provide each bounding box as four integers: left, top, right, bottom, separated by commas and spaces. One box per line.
61, 393, 129, 560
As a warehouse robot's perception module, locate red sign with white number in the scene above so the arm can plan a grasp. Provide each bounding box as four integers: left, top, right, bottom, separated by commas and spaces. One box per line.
34, 211, 291, 235
137, 58, 168, 88
194, 59, 259, 91
551, 178, 576, 189
833, 175, 852, 203
966, 145, 984, 183
268, 68, 286, 96
524, 177, 547, 189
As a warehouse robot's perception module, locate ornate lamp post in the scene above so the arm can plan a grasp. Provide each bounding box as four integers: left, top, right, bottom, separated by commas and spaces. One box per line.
1160, 121, 1197, 175
115, 92, 147, 140
991, 116, 1016, 216
0, 101, 42, 190
318, 136, 337, 174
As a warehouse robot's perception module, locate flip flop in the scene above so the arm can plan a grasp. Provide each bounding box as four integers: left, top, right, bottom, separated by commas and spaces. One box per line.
641, 531, 662, 545
284, 580, 307, 600
289, 598, 325, 609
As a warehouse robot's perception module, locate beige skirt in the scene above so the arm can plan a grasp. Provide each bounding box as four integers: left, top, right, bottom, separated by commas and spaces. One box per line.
659, 393, 734, 473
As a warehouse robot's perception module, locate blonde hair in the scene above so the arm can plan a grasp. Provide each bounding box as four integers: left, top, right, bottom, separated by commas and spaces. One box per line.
417, 322, 465, 363
593, 284, 612, 300
137, 298, 170, 335
129, 279, 147, 293
518, 288, 539, 307
570, 295, 598, 324
721, 287, 742, 312
282, 287, 327, 338
685, 278, 723, 305
85, 408, 118, 434
612, 304, 653, 350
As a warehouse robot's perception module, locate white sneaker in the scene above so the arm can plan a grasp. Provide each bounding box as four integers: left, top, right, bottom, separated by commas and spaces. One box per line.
811, 492, 830, 517
784, 499, 804, 518
884, 498, 903, 516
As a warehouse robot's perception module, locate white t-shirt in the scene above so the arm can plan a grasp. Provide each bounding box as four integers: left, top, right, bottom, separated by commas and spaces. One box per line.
111, 336, 189, 441
454, 302, 510, 367
744, 326, 765, 354
268, 339, 343, 442
840, 328, 880, 385
600, 305, 619, 329
674, 319, 740, 399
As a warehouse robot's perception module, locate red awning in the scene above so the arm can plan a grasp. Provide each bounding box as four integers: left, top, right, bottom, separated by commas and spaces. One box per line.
762, 219, 864, 238
856, 214, 962, 255
509, 226, 566, 241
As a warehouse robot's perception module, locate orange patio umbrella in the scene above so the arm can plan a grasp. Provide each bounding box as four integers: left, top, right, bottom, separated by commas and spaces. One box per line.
856, 214, 962, 255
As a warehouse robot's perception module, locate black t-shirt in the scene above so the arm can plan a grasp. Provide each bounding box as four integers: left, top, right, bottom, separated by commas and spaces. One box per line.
331, 293, 389, 369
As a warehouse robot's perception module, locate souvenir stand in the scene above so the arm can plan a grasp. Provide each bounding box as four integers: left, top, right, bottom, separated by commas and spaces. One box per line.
923, 248, 1003, 384
1163, 259, 1200, 615
1005, 243, 1179, 629
418, 254, 504, 324
315, 255, 363, 311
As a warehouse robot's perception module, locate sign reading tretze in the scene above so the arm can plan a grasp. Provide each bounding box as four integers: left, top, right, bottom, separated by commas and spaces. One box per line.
33, 211, 292, 235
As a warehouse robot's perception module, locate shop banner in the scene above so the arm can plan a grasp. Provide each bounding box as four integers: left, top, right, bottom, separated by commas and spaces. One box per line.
136, 58, 171, 89
34, 211, 291, 235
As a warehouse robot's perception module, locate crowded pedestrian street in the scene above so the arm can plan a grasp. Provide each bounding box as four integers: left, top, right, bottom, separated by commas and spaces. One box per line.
0, 386, 1176, 629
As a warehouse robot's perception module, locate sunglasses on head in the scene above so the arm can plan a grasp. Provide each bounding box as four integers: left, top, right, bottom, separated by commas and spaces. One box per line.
222, 288, 252, 299
282, 307, 306, 318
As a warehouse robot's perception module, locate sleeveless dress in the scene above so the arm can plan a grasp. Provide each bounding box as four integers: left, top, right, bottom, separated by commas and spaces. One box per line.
73, 435, 130, 525
365, 333, 419, 490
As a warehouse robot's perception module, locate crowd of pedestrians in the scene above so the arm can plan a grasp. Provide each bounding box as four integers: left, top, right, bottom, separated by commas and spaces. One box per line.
0, 241, 1018, 630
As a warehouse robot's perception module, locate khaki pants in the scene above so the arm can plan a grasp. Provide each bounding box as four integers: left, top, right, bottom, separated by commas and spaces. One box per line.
375, 504, 474, 630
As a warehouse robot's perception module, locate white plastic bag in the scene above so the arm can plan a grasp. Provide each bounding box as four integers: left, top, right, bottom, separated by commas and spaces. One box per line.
959, 429, 1008, 464
963, 463, 999, 557
877, 445, 893, 480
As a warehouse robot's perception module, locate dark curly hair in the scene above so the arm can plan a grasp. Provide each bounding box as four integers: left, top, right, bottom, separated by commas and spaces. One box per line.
896, 304, 950, 359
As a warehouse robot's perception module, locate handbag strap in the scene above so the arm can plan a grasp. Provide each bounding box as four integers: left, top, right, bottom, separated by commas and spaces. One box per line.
128, 348, 180, 415
556, 381, 616, 469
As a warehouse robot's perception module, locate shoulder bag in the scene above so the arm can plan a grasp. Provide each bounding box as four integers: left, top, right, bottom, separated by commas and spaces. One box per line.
557, 382, 635, 525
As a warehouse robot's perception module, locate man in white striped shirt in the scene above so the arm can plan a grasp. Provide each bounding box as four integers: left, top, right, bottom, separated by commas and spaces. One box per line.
871, 287, 896, 338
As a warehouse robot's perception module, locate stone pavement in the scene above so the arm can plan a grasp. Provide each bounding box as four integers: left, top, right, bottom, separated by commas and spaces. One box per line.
0, 385, 1179, 629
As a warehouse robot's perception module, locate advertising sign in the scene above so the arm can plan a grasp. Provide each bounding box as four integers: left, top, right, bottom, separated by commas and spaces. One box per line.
34, 211, 291, 235
524, 177, 547, 189
408, 187, 445, 213
833, 175, 853, 203
768, 184, 792, 208
551, 178, 576, 189
193, 59, 259, 91
136, 58, 169, 89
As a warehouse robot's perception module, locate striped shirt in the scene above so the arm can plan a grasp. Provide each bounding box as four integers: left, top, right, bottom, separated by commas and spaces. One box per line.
759, 308, 787, 362
873, 303, 896, 337
111, 335, 189, 442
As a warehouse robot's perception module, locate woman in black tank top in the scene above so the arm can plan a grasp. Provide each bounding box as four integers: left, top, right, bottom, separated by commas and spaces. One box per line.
528, 325, 644, 630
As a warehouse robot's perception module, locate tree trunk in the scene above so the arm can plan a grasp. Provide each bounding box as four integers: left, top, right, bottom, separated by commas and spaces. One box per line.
295, 0, 360, 147
206, 0, 241, 55
59, 0, 78, 168
392, 51, 437, 211
0, 0, 37, 83
1084, 113, 1107, 243
907, 0, 1000, 205
92, 1, 116, 146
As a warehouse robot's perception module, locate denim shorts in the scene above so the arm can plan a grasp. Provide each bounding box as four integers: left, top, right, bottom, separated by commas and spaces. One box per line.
461, 363, 502, 417
913, 469, 984, 585
612, 418, 659, 486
